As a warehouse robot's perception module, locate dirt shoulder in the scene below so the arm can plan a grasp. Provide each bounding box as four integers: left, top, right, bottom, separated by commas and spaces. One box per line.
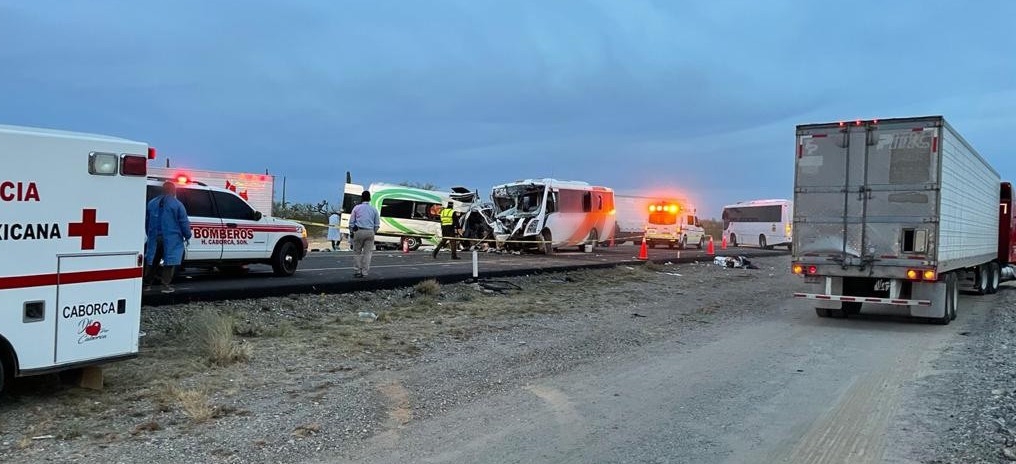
0, 257, 789, 463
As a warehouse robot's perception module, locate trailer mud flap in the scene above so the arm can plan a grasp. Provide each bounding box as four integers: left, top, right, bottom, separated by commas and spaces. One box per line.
54, 254, 141, 364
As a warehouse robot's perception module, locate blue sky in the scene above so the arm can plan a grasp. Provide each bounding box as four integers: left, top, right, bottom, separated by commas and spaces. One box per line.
1, 0, 1014, 216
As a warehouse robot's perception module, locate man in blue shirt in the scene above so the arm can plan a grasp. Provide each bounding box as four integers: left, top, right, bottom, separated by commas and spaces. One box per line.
348, 191, 381, 278
145, 182, 192, 293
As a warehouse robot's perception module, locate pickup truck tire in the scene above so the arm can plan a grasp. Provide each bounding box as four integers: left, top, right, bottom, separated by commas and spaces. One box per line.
988, 262, 1001, 294
271, 241, 300, 277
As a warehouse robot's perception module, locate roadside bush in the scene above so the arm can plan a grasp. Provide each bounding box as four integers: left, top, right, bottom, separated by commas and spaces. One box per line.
189, 310, 251, 365
414, 279, 442, 297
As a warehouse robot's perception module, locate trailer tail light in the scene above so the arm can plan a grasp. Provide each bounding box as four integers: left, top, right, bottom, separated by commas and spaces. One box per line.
147, 147, 157, 160
120, 155, 148, 176
906, 269, 920, 280
807, 266, 818, 275
792, 264, 803, 275
922, 270, 936, 281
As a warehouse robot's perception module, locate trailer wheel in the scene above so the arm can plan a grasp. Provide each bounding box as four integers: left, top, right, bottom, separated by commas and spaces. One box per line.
271, 241, 300, 277
988, 262, 1001, 294
759, 234, 768, 249
843, 302, 862, 315
976, 265, 990, 295
932, 273, 956, 325
815, 308, 830, 318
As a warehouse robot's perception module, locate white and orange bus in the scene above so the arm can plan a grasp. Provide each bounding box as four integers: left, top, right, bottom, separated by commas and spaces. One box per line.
491, 179, 615, 254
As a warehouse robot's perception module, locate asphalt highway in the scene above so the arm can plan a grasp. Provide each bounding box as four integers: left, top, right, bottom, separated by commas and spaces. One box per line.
143, 244, 789, 306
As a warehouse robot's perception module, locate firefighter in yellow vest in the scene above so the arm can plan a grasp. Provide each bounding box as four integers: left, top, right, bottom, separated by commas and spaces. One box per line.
432, 202, 461, 260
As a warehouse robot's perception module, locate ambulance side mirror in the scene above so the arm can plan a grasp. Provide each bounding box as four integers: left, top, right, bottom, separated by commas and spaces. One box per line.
252, 210, 263, 221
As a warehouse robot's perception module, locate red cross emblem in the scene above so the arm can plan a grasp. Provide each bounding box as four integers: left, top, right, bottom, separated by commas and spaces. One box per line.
68, 209, 110, 250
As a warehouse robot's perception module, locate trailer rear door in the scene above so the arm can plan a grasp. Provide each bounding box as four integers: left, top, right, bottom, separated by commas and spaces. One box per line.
795, 119, 939, 265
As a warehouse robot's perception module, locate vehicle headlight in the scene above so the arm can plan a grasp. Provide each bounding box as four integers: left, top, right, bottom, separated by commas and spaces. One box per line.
525, 219, 540, 235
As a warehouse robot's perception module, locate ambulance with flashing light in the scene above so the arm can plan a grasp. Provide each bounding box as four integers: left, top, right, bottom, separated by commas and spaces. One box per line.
1, 124, 151, 393
146, 176, 307, 277
644, 201, 705, 249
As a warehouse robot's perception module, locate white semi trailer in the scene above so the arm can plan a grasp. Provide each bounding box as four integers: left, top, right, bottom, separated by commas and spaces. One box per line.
791, 116, 1006, 324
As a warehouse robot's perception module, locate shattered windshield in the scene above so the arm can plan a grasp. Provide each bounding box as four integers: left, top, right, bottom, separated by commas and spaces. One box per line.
493, 185, 545, 217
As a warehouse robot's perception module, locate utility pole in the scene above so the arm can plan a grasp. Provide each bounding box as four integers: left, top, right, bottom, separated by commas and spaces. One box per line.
281, 176, 287, 208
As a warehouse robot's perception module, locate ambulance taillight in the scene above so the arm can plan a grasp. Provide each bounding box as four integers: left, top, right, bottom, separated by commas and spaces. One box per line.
148, 147, 157, 160
120, 155, 148, 176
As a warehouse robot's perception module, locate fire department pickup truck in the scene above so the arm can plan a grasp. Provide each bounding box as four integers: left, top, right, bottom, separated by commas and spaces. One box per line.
146, 178, 308, 276
1, 124, 150, 393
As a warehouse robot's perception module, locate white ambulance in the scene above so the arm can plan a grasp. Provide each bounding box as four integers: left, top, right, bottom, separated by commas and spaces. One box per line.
1, 124, 151, 393
146, 177, 308, 276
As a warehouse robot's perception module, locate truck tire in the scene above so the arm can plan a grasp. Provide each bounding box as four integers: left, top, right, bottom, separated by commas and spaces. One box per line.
976, 265, 990, 295
271, 241, 300, 277
843, 302, 862, 315
759, 234, 768, 250
815, 308, 830, 318
932, 273, 956, 325
989, 262, 1001, 294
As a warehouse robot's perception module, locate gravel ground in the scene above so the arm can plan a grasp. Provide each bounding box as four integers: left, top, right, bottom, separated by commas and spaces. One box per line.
0, 257, 785, 463
888, 285, 1016, 464
2, 255, 1015, 463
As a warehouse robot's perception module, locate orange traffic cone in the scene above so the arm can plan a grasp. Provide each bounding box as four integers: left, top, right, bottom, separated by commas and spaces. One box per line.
638, 237, 649, 261
707, 236, 715, 255
721, 234, 727, 250
402, 238, 410, 254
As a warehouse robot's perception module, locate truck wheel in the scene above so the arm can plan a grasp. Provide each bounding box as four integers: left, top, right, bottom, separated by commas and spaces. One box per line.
989, 262, 1001, 294
815, 308, 830, 318
976, 265, 990, 295
697, 237, 704, 249
541, 230, 554, 255
730, 234, 738, 247
843, 302, 862, 315
759, 235, 768, 249
932, 273, 956, 325
271, 241, 300, 277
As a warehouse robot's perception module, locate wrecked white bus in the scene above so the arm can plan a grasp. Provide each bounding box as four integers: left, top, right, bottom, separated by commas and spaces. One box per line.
489, 179, 615, 254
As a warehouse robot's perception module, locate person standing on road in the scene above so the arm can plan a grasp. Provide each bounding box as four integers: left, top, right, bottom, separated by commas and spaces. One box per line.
145, 181, 192, 293
327, 210, 342, 251
432, 202, 461, 260
348, 191, 380, 278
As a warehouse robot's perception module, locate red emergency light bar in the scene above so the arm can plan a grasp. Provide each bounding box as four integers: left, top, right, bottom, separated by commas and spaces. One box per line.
148, 147, 157, 160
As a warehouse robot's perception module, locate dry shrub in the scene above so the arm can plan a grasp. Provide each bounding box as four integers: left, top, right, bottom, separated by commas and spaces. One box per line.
643, 261, 665, 272
414, 279, 441, 297
189, 310, 251, 365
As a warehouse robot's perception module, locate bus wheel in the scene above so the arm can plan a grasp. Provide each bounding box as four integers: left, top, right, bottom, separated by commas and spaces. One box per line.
404, 236, 422, 252
730, 234, 738, 247
759, 235, 768, 249
541, 230, 554, 255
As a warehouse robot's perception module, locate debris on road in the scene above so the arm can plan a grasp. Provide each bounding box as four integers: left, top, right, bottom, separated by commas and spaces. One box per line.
713, 256, 759, 270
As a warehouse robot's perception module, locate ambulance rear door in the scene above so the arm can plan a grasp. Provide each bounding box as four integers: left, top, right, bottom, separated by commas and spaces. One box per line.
55, 253, 141, 364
